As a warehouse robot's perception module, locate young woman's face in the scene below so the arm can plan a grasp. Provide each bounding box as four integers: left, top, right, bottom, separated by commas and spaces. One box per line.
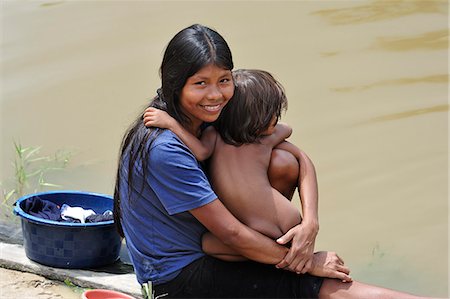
180, 64, 234, 132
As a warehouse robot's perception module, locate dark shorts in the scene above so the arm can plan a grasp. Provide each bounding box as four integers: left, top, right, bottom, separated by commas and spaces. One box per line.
153, 256, 324, 298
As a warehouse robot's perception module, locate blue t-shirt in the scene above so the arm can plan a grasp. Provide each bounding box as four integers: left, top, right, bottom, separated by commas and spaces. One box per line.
119, 130, 218, 285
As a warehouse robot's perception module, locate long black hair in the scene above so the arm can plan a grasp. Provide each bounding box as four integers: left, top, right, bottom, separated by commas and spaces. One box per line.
113, 24, 234, 237
215, 69, 287, 146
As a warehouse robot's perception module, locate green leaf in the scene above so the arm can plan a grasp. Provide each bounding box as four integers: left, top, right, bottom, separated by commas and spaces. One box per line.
43, 167, 64, 171
4, 189, 16, 203
24, 146, 41, 160
40, 182, 61, 188
26, 169, 42, 178
13, 141, 22, 156
20, 146, 32, 155
27, 156, 48, 163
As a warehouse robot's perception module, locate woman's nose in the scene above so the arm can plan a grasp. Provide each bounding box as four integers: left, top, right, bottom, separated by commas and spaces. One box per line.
206, 85, 223, 101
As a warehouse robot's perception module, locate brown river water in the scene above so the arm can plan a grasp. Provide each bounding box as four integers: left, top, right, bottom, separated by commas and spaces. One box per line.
1, 1, 448, 297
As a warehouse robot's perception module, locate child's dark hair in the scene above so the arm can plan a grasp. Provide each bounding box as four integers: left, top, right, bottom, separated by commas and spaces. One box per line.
215, 69, 287, 146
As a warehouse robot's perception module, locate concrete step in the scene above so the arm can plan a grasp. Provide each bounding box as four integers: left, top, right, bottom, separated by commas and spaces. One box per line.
0, 242, 142, 298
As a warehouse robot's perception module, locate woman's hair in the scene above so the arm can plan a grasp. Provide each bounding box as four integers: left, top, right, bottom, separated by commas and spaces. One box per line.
114, 24, 234, 237
215, 69, 287, 146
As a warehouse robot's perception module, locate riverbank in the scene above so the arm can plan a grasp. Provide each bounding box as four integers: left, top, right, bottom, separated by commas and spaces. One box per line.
0, 267, 82, 299
0, 242, 142, 298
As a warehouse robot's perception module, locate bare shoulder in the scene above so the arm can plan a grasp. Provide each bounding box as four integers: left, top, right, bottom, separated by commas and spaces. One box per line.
274, 141, 301, 158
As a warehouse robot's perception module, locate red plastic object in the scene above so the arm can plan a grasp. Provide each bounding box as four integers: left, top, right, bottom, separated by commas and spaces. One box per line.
82, 289, 136, 299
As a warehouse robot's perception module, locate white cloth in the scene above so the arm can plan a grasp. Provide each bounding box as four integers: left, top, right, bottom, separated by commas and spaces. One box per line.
60, 204, 96, 223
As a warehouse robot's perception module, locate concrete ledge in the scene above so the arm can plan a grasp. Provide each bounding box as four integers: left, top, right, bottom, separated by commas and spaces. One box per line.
0, 242, 142, 298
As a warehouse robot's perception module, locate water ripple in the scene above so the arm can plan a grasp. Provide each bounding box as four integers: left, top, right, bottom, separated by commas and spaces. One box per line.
332, 74, 448, 93
320, 51, 340, 57
373, 29, 448, 51
40, 1, 65, 8
312, 0, 447, 25
362, 104, 448, 124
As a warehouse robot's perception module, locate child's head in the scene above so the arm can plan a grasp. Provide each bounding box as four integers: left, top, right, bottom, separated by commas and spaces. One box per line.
215, 69, 287, 145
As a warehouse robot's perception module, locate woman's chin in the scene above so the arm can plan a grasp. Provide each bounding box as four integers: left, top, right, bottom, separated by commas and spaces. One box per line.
199, 109, 223, 123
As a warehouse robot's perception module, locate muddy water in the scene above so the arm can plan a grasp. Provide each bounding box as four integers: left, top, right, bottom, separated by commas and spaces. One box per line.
1, 1, 448, 297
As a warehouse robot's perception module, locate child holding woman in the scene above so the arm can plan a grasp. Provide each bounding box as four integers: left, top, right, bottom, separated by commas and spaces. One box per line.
144, 69, 326, 274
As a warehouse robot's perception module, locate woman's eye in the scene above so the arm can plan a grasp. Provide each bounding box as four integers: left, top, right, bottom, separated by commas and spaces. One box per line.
220, 78, 231, 83
194, 81, 206, 85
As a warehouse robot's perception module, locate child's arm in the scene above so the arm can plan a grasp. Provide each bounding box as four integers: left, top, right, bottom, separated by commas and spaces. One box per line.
274, 141, 319, 273
143, 107, 216, 161
261, 122, 292, 148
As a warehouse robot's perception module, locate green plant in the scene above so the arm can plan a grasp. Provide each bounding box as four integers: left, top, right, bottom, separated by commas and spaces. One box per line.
64, 278, 88, 294
1, 142, 72, 219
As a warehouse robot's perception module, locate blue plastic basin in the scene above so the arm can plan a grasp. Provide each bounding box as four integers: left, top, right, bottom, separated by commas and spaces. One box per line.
14, 191, 121, 269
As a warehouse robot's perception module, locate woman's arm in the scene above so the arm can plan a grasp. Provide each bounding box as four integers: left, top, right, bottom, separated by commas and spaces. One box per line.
144, 107, 215, 161
202, 232, 247, 261
261, 122, 292, 147
192, 201, 351, 281
273, 141, 319, 274
190, 199, 289, 265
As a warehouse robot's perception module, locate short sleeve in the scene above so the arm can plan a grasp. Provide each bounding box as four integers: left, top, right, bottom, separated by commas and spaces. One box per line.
148, 134, 217, 215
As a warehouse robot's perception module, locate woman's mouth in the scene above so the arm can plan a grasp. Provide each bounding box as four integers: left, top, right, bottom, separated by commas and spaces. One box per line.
200, 103, 222, 112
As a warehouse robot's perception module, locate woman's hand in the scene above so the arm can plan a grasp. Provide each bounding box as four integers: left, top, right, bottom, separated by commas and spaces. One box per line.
309, 251, 352, 282
275, 221, 318, 274
143, 107, 175, 129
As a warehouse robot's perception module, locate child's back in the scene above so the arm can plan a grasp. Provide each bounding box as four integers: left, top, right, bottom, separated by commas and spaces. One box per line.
209, 131, 301, 239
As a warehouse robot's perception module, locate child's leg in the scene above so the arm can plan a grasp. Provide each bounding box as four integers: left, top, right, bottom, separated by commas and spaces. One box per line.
268, 147, 299, 201
202, 232, 247, 261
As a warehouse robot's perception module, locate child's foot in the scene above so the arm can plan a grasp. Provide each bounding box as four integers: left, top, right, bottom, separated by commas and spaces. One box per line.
309, 251, 352, 282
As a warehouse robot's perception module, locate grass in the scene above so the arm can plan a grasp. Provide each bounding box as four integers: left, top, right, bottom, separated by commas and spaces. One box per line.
64, 278, 89, 294
1, 141, 72, 221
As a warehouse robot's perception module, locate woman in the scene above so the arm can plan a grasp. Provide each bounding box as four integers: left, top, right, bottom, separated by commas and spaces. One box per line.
114, 24, 435, 299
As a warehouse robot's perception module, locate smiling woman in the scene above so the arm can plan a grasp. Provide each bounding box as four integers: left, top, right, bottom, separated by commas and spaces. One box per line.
179, 64, 234, 134
113, 23, 330, 298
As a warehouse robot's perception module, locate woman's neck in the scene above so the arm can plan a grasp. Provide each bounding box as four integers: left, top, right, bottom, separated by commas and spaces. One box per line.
186, 121, 202, 138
